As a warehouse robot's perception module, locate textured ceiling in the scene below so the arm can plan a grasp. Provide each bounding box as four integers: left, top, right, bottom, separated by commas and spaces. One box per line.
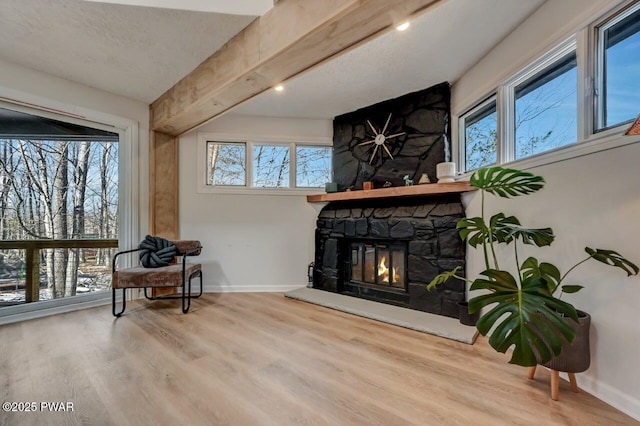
0, 0, 258, 103
0, 0, 545, 120
233, 0, 545, 120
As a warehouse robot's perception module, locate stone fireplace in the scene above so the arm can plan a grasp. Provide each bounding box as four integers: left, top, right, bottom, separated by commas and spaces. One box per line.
311, 82, 469, 319
313, 195, 466, 318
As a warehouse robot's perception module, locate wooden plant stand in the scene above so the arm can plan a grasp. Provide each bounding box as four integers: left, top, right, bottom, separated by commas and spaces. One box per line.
528, 366, 579, 401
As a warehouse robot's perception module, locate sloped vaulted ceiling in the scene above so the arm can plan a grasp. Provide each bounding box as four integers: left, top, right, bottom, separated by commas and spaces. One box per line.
0, 0, 545, 123
234, 0, 546, 120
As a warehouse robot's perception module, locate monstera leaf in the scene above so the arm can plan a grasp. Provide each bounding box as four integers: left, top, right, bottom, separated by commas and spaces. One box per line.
456, 217, 489, 248
471, 166, 545, 198
458, 213, 553, 248
503, 225, 555, 247
586, 247, 640, 276
458, 214, 521, 247
490, 214, 522, 244
468, 269, 578, 366
521, 257, 561, 294
426, 267, 463, 291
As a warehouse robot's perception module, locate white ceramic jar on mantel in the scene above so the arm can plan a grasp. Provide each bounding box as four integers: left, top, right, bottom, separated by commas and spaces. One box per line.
436, 162, 456, 183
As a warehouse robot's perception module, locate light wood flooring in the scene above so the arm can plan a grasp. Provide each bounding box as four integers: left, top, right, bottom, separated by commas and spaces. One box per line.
0, 293, 637, 426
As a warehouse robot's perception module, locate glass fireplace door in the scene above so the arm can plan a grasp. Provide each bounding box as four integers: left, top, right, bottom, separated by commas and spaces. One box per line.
350, 242, 406, 289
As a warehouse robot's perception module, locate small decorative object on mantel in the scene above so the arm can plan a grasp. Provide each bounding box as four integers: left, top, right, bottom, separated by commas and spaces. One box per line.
325, 182, 338, 193
363, 181, 374, 190
403, 175, 414, 186
418, 173, 431, 184
625, 113, 640, 136
436, 162, 456, 183
382, 181, 393, 188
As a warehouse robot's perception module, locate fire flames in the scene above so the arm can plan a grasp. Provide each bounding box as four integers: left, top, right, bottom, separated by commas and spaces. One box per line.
378, 256, 399, 284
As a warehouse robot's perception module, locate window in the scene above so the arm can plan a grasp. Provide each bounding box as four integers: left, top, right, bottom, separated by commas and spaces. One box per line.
460, 42, 577, 169
295, 146, 332, 188
457, 1, 640, 174
514, 52, 577, 159
253, 145, 290, 188
204, 137, 332, 191
0, 106, 120, 307
596, 2, 640, 130
461, 96, 497, 171
207, 142, 246, 186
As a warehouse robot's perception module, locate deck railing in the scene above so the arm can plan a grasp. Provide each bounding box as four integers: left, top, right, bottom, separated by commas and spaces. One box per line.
0, 239, 118, 303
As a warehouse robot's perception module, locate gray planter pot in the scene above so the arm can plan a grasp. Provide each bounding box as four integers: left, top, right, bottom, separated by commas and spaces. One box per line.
543, 310, 591, 373
457, 301, 480, 326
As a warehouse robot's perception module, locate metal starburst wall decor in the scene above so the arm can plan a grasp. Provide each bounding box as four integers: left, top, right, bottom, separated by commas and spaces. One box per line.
357, 113, 405, 164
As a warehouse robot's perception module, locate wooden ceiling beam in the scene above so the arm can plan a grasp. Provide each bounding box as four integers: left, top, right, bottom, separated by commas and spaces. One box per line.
150, 0, 443, 136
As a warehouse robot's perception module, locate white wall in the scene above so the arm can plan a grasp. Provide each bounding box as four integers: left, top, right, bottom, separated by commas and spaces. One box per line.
453, 0, 640, 420
0, 58, 150, 243
179, 113, 332, 292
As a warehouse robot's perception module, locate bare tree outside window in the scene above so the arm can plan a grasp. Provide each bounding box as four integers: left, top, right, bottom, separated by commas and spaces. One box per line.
205, 140, 332, 189
515, 54, 577, 159
253, 145, 290, 188
464, 99, 497, 171
296, 146, 332, 188
207, 142, 246, 186
0, 138, 118, 303
464, 51, 577, 170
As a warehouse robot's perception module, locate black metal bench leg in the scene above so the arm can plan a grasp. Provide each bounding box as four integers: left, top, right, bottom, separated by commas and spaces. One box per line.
181, 277, 191, 314
143, 287, 154, 300
112, 288, 126, 317
181, 269, 203, 313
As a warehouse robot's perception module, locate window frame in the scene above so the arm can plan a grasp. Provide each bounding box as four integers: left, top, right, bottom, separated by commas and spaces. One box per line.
197, 132, 332, 195
456, 0, 640, 176
206, 141, 248, 187
459, 94, 498, 172
505, 37, 578, 162
294, 145, 334, 189
593, 0, 640, 132
0, 99, 139, 322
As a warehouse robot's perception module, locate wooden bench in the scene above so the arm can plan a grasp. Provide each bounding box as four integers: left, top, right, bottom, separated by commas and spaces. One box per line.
111, 240, 203, 316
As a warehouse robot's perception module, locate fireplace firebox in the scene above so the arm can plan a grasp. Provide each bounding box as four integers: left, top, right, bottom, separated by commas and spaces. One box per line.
347, 241, 407, 291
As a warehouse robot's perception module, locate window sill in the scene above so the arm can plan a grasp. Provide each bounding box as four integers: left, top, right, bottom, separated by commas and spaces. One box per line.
196, 186, 326, 196
0, 291, 112, 325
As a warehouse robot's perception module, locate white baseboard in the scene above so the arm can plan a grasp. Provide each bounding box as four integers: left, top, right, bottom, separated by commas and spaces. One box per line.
535, 367, 640, 421
203, 283, 307, 293
570, 372, 640, 421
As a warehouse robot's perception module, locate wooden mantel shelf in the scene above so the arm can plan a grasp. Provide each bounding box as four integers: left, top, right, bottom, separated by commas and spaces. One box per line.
307, 182, 476, 203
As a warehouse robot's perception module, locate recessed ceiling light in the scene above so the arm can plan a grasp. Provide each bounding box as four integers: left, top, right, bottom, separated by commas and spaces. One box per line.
396, 22, 410, 32
274, 84, 284, 92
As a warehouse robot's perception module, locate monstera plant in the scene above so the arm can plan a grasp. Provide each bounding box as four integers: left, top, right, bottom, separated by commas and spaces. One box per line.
428, 166, 638, 367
